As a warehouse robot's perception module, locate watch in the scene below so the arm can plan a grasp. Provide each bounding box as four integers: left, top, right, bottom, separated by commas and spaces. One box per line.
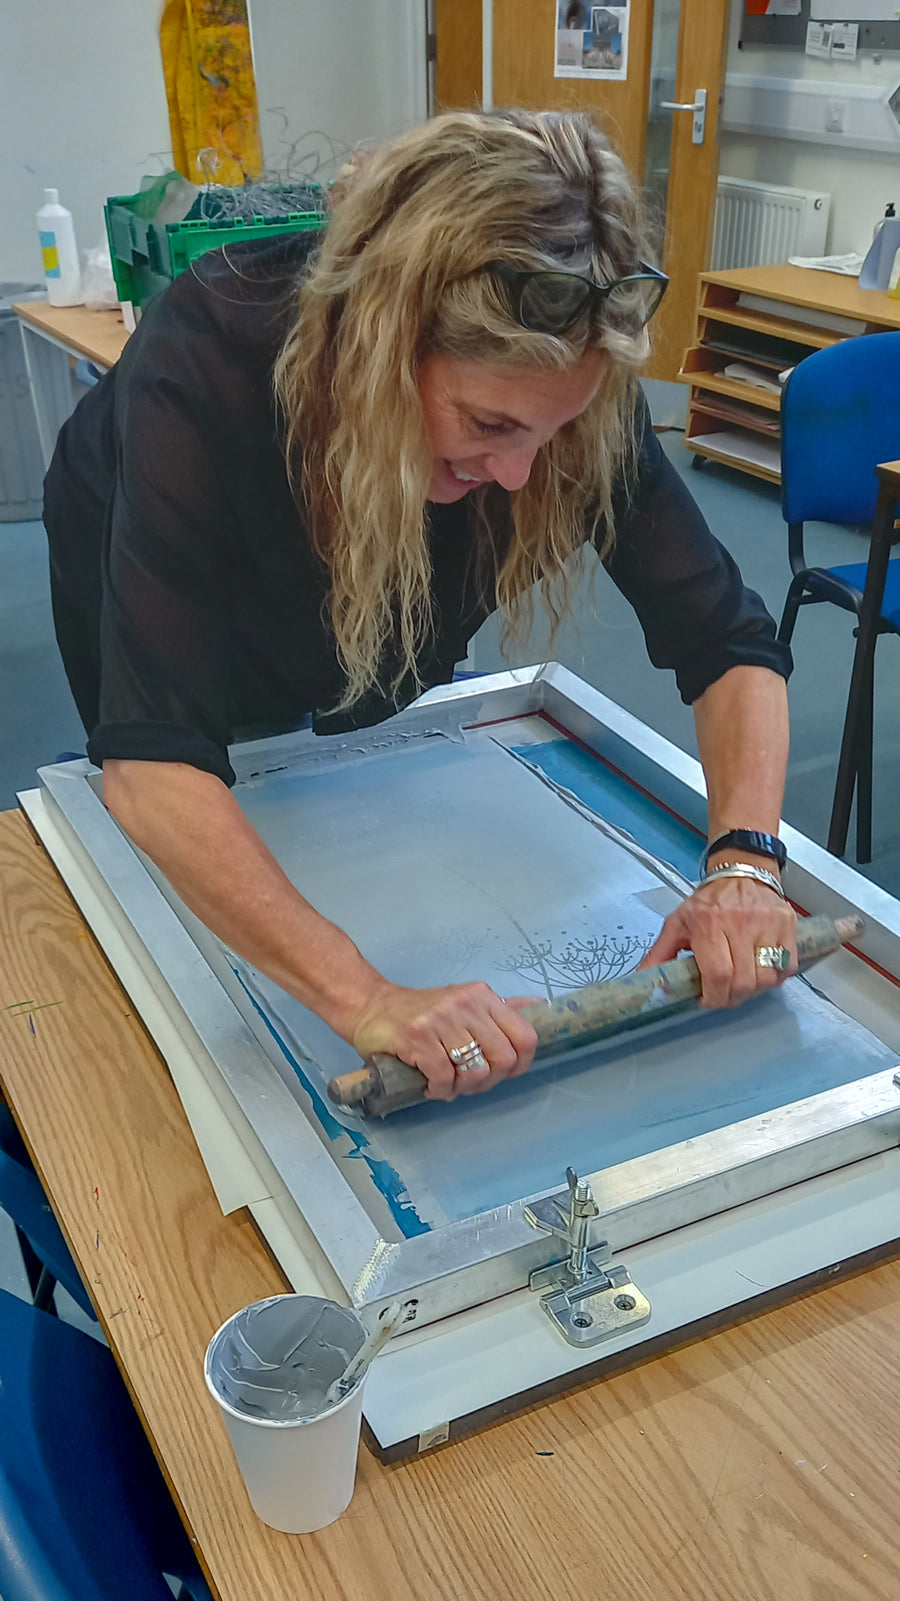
699, 829, 787, 878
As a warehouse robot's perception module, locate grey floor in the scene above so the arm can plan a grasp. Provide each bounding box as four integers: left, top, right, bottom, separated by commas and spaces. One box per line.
1, 424, 899, 1306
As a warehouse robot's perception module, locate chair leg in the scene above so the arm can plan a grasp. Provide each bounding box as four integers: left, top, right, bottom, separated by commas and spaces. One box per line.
14, 1225, 44, 1299
828, 476, 897, 859
855, 655, 875, 864
33, 1265, 59, 1316
777, 577, 807, 645
828, 721, 858, 858
829, 637, 869, 860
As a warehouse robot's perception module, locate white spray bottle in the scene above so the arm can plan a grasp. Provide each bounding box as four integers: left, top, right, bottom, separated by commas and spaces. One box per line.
37, 188, 83, 307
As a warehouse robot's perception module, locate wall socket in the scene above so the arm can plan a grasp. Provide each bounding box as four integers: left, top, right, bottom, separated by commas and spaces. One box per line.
825, 98, 847, 133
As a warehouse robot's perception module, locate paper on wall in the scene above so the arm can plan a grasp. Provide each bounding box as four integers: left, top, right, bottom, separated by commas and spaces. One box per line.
805, 19, 833, 56
830, 21, 859, 57
555, 2, 629, 81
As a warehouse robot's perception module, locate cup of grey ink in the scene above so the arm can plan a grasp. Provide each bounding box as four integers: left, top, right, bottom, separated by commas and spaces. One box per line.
204, 1294, 370, 1533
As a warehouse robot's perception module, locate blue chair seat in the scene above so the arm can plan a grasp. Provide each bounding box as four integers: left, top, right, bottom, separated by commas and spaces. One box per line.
825, 558, 900, 631
0, 1285, 212, 1601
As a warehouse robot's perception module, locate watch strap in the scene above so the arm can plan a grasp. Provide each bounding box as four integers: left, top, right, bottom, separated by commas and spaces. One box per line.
699, 829, 787, 878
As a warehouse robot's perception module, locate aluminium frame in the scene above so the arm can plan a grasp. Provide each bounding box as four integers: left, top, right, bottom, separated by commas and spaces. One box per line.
20, 664, 900, 1335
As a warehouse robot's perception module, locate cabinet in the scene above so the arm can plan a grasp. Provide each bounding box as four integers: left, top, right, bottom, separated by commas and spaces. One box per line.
677, 264, 900, 486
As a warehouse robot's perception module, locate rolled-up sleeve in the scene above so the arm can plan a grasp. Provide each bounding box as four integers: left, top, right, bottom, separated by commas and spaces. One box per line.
600, 395, 792, 705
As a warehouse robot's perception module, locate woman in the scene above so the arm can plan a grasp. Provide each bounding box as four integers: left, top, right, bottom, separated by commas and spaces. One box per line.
45, 108, 795, 1102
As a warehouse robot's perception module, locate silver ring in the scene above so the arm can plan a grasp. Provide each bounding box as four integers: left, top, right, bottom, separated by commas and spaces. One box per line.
448, 1039, 489, 1073
755, 945, 790, 971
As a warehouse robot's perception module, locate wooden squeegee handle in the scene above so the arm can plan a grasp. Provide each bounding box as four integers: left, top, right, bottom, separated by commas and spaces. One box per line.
326, 914, 864, 1119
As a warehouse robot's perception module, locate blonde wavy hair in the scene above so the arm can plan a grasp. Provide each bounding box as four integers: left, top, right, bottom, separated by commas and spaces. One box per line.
274, 108, 653, 708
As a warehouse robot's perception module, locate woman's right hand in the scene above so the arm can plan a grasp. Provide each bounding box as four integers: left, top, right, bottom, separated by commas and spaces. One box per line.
349, 980, 540, 1101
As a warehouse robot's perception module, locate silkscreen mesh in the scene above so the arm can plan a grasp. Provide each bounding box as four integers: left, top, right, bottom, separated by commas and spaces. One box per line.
230, 729, 897, 1233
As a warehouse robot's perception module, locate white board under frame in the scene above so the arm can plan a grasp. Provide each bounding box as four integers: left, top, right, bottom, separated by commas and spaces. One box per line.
20, 665, 900, 1457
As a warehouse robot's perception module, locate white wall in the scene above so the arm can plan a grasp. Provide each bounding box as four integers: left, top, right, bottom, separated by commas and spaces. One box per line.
7, 0, 890, 283
1, 2, 171, 285
719, 2, 900, 255
250, 0, 427, 179
1, 1, 427, 286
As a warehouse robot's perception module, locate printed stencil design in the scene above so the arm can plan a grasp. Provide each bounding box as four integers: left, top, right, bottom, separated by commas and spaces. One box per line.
427, 928, 495, 979
496, 932, 652, 999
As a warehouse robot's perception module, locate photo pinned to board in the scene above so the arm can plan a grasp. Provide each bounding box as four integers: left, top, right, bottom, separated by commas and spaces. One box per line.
555, 1, 630, 81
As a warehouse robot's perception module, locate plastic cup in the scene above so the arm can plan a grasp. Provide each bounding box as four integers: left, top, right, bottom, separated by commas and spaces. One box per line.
204, 1293, 369, 1534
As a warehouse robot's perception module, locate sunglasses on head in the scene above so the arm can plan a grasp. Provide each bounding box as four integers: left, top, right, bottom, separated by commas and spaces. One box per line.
483, 259, 669, 338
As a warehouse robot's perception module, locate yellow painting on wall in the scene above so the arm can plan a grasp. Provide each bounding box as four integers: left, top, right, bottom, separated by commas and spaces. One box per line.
160, 0, 263, 186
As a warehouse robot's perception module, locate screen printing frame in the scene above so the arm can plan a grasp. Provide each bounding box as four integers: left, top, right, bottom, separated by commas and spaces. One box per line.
19, 665, 900, 1344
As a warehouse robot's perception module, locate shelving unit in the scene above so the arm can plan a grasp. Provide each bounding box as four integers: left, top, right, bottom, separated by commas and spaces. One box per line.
678, 264, 900, 486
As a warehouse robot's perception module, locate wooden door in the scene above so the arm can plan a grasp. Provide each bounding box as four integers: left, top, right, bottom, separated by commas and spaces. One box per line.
646, 0, 730, 378
493, 0, 655, 179
434, 0, 731, 381
434, 0, 483, 110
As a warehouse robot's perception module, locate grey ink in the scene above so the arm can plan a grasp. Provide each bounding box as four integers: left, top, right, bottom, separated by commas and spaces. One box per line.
207, 1296, 367, 1423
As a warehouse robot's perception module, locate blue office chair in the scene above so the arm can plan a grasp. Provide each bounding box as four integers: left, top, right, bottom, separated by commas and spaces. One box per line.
777, 331, 900, 862
0, 1285, 213, 1601
0, 1103, 96, 1321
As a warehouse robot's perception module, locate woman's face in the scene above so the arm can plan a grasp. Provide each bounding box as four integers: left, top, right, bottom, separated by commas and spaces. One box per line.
418, 353, 604, 504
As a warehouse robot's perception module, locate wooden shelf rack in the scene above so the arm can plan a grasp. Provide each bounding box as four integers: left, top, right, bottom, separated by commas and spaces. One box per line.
678, 264, 900, 487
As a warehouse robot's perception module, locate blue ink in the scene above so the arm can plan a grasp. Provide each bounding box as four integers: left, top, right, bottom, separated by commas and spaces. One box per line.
231, 968, 430, 1238
511, 741, 700, 879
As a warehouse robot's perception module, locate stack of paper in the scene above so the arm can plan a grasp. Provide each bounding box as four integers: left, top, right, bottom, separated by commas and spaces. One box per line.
722, 362, 782, 394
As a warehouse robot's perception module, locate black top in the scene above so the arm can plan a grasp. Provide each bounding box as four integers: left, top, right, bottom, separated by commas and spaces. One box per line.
44, 234, 791, 788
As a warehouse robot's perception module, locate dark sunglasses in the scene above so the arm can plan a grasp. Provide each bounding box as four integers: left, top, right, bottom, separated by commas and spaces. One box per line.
483, 259, 669, 338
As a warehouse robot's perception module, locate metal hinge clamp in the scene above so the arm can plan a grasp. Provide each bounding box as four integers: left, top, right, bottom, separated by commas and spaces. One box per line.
525, 1167, 651, 1347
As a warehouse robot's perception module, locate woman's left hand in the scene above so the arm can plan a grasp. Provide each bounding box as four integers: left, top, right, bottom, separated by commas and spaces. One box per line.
637, 873, 797, 1008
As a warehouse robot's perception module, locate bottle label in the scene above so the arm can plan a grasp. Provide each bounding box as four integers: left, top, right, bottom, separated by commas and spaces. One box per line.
39, 230, 61, 277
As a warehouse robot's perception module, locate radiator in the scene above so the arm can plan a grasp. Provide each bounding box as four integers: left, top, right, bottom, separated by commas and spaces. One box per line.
710, 176, 831, 271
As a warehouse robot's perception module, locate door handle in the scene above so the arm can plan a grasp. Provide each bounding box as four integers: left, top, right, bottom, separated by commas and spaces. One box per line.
658, 87, 706, 145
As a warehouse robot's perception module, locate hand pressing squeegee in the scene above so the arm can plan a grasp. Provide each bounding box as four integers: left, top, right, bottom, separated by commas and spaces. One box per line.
327, 915, 864, 1118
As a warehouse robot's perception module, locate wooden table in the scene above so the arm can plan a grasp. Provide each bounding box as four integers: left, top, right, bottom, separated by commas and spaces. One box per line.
14, 300, 131, 369
2, 804, 900, 1601
12, 301, 130, 469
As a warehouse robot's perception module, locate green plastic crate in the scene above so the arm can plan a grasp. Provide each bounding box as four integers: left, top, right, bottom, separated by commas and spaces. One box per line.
104, 184, 325, 311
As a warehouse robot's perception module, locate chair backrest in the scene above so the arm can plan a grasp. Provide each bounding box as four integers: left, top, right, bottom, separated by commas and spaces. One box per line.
0, 1285, 211, 1601
781, 330, 900, 527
